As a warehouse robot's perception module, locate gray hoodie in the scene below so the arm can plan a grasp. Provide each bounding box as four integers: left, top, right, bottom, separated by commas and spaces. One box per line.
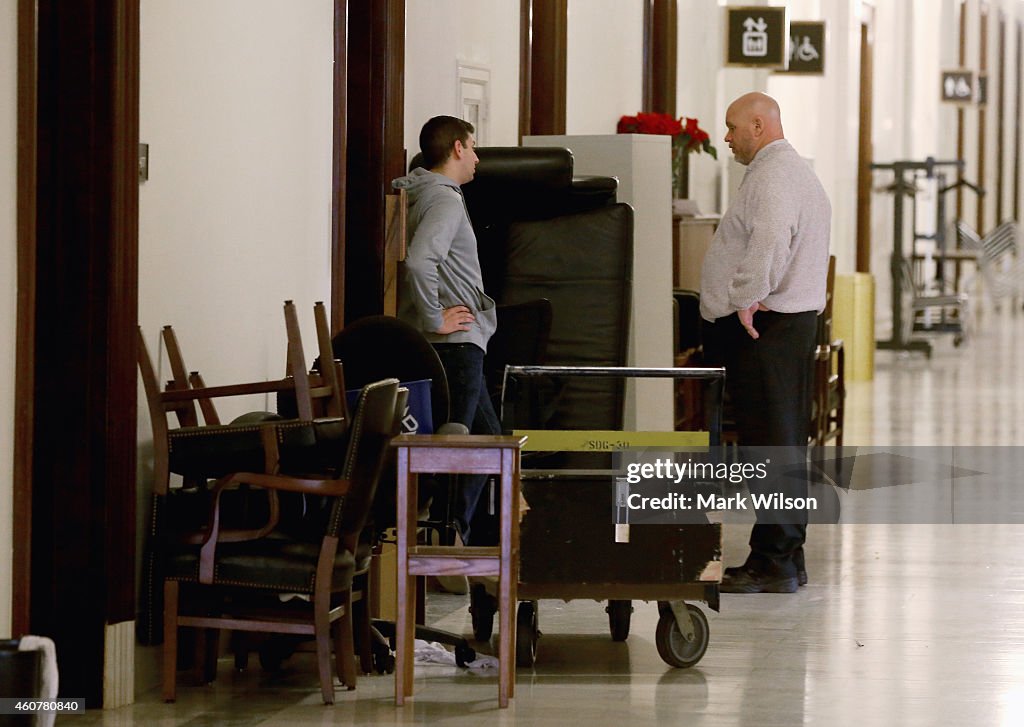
392, 168, 497, 352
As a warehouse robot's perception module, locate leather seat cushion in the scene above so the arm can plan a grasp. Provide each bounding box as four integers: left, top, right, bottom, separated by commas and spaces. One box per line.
168, 417, 349, 479
165, 539, 357, 593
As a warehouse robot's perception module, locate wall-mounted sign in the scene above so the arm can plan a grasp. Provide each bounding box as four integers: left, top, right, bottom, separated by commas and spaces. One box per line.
725, 6, 789, 68
941, 69, 975, 104
777, 21, 825, 75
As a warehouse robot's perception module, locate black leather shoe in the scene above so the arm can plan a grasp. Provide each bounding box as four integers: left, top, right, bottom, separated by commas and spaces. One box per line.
720, 565, 798, 594
793, 546, 808, 587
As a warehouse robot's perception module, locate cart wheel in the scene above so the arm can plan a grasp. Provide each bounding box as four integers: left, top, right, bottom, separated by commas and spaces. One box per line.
516, 601, 539, 668
454, 642, 477, 667
655, 604, 709, 669
470, 583, 496, 641
606, 600, 633, 641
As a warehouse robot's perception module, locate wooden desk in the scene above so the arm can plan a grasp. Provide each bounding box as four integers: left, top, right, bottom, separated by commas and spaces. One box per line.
392, 434, 526, 708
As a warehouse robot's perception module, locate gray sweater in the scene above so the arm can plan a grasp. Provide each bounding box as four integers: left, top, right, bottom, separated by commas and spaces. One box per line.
699, 139, 831, 322
392, 168, 496, 352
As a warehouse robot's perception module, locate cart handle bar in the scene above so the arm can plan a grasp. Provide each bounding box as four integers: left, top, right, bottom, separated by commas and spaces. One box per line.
503, 365, 726, 380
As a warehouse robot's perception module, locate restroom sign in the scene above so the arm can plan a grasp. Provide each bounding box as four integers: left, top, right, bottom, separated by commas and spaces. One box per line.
725, 6, 789, 68
941, 70, 974, 104
778, 21, 825, 75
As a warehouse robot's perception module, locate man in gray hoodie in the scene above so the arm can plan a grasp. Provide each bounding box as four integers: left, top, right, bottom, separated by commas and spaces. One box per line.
392, 116, 499, 545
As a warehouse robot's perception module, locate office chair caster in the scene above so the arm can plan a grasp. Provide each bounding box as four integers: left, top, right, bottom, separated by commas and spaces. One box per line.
371, 641, 395, 674
470, 583, 497, 641
655, 603, 709, 668
454, 643, 477, 667
515, 601, 539, 667
606, 600, 633, 641
258, 636, 298, 672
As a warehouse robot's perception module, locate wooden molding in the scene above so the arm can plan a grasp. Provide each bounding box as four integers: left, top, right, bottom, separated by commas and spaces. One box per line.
331, 0, 348, 334
524, 0, 567, 136
344, 0, 405, 324
642, 0, 678, 116
855, 15, 874, 274
13, 0, 39, 639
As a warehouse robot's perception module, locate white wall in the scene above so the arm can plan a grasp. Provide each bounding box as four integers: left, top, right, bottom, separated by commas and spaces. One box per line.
404, 0, 521, 154
768, 0, 862, 277
565, 0, 644, 135
679, 0, 729, 217
0, 0, 17, 639
139, 0, 334, 423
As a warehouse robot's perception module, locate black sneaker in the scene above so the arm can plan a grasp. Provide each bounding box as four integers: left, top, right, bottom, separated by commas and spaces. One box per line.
720, 565, 798, 594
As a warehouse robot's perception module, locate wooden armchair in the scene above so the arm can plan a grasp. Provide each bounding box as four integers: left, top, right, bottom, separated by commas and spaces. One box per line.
136, 301, 347, 649
812, 256, 845, 447
160, 378, 405, 704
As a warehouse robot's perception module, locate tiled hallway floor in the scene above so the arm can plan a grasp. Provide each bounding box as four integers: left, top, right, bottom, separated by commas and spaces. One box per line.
82, 309, 1024, 726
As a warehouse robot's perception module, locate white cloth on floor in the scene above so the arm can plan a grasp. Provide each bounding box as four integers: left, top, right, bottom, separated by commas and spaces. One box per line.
18, 635, 58, 727
413, 639, 499, 669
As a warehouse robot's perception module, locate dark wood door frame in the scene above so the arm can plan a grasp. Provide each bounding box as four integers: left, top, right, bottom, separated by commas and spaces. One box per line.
15, 0, 355, 704
15, 0, 139, 705
520, 0, 567, 139
995, 12, 1006, 224
343, 0, 405, 325
1015, 20, 1022, 223
976, 2, 989, 234
13, 0, 38, 643
642, 0, 678, 116
855, 10, 874, 274
956, 0, 966, 222
330, 0, 349, 333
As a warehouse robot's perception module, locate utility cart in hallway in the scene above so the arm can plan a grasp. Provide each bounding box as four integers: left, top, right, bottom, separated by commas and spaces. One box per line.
471, 365, 726, 669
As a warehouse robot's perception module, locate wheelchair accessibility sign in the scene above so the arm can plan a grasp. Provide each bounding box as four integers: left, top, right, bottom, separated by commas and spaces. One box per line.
778, 21, 826, 75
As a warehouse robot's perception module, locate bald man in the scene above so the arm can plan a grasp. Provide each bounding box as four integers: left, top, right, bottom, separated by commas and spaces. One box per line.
700, 92, 830, 593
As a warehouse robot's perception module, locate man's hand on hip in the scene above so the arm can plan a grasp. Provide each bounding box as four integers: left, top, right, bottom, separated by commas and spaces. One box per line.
738, 302, 769, 339
436, 305, 475, 335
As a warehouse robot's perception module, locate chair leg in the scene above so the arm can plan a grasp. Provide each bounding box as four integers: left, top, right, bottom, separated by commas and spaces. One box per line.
162, 580, 179, 702
395, 570, 416, 704
231, 631, 250, 671
334, 590, 357, 690
354, 589, 374, 675
497, 576, 513, 708
192, 624, 219, 686
314, 588, 335, 705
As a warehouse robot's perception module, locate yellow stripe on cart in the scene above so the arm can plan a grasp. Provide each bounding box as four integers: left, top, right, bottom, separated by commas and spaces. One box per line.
512, 430, 709, 452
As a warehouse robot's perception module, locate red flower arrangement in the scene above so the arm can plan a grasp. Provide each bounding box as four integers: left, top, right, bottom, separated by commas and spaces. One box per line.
617, 112, 717, 197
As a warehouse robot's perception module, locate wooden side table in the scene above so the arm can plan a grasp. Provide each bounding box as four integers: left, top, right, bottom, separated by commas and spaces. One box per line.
392, 434, 526, 708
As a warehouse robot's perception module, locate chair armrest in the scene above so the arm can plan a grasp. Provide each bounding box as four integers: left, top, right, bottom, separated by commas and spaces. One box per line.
197, 470, 352, 583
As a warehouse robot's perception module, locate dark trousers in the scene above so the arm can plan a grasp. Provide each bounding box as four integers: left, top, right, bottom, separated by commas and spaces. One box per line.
433, 342, 502, 545
703, 311, 817, 575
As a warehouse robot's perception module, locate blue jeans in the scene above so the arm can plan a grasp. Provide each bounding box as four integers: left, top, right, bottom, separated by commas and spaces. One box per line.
433, 343, 502, 544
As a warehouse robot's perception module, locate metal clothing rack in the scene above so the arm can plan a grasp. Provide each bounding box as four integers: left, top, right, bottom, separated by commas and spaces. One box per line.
871, 157, 969, 356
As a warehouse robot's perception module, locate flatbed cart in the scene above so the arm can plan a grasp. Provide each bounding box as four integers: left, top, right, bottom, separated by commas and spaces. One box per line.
470, 365, 727, 669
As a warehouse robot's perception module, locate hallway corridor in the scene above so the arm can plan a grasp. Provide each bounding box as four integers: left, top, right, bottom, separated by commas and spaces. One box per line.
82, 309, 1024, 727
